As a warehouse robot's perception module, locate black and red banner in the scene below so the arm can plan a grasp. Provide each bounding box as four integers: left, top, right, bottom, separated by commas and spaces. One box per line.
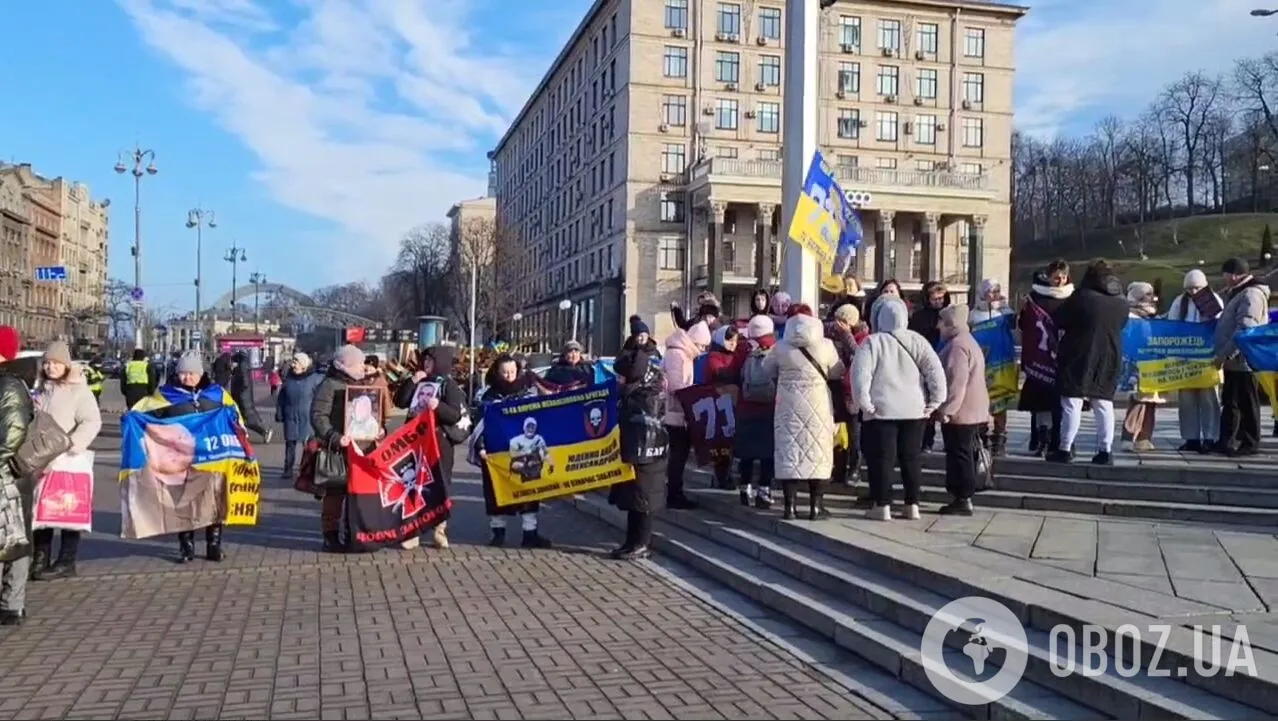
345, 411, 451, 549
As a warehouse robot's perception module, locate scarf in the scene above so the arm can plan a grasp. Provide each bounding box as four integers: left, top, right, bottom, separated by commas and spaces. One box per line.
1031, 282, 1074, 300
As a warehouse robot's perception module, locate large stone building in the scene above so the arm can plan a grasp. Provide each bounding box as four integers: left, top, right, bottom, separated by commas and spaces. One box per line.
0, 164, 110, 344
491, 0, 1025, 352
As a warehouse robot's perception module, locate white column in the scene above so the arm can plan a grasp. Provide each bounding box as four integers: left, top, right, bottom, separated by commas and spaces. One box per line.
779, 0, 820, 307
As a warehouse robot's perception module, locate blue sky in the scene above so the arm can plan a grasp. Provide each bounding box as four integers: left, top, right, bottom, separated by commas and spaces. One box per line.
0, 0, 1268, 313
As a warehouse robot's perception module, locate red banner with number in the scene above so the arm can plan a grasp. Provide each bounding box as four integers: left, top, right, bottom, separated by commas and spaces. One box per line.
674, 383, 739, 466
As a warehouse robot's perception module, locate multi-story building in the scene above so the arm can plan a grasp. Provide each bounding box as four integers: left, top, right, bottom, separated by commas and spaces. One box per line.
53, 178, 110, 340
0, 173, 33, 339
447, 196, 498, 261
492, 0, 1025, 352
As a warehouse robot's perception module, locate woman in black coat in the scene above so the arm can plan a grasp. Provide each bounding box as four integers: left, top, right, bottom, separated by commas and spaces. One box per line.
473, 354, 550, 548
1046, 260, 1128, 465
608, 344, 666, 560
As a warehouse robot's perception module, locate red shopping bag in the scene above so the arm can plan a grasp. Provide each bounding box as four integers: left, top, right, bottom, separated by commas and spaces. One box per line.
33, 451, 95, 532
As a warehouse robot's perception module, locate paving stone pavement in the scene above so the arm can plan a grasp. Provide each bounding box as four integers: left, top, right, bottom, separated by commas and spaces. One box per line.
0, 399, 895, 721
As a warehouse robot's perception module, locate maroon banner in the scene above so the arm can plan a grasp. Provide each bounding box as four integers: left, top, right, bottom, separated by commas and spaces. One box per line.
345, 411, 451, 549
1019, 298, 1057, 386
674, 383, 740, 466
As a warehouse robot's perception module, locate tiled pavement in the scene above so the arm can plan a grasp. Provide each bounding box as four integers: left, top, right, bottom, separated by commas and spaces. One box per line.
0, 394, 895, 720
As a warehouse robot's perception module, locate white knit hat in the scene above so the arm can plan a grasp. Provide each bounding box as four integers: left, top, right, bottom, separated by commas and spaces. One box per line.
1183, 269, 1208, 290
747, 315, 774, 339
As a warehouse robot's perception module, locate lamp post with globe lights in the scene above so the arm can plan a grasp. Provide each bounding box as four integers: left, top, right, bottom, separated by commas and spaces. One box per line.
249, 271, 267, 334
185, 207, 215, 351
512, 312, 523, 349
114, 146, 157, 348
224, 244, 247, 330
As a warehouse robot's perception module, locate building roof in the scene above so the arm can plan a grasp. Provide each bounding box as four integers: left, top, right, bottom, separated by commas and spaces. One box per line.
491, 0, 1027, 157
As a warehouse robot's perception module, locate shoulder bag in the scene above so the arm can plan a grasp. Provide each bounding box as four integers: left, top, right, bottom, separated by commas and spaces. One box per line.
14, 410, 72, 480
798, 347, 855, 424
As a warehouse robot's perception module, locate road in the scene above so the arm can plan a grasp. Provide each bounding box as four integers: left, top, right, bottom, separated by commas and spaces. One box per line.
0, 386, 894, 720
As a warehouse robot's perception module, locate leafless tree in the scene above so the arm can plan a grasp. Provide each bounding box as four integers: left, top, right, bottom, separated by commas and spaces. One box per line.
383, 223, 453, 326
447, 217, 528, 343
102, 279, 135, 344
1160, 72, 1223, 212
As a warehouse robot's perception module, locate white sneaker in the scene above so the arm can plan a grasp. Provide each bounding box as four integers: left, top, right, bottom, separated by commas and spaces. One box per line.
401, 536, 420, 550
865, 504, 891, 521
904, 503, 920, 520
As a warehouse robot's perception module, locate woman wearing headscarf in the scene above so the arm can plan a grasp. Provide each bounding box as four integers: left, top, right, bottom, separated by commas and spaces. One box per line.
275, 352, 323, 479
1122, 282, 1164, 452
474, 354, 549, 547
310, 344, 382, 553
1166, 269, 1224, 452
969, 279, 1015, 456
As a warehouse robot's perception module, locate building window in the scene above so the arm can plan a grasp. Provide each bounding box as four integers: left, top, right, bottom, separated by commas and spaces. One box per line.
756, 101, 780, 133
758, 55, 781, 86
715, 98, 739, 129
662, 94, 687, 125
877, 19, 902, 52
659, 237, 685, 270
917, 23, 939, 55
715, 51, 740, 83
838, 62, 860, 94
965, 27, 985, 58
837, 154, 858, 167
915, 114, 937, 144
758, 7, 782, 39
662, 143, 686, 174
961, 117, 983, 147
758, 147, 780, 161
837, 109, 860, 139
663, 46, 688, 77
717, 2, 742, 36
876, 157, 897, 169
916, 68, 937, 99
659, 193, 684, 222
963, 72, 985, 104
915, 159, 934, 171
875, 111, 898, 141
715, 146, 739, 158
664, 0, 688, 29
839, 16, 860, 48
961, 162, 984, 175
876, 65, 899, 96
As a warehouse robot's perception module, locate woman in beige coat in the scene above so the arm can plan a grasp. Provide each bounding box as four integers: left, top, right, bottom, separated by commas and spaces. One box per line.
763, 309, 845, 520
30, 341, 102, 580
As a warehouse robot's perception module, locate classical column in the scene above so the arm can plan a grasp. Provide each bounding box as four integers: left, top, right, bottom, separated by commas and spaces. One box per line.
755, 203, 776, 287
920, 213, 941, 283
707, 201, 725, 298
874, 210, 895, 286
967, 214, 987, 306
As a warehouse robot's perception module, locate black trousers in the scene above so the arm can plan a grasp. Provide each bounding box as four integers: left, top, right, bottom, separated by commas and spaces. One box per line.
922, 422, 937, 451
941, 424, 982, 500
862, 419, 926, 507
1220, 370, 1261, 450
738, 459, 774, 488
665, 425, 692, 499
32, 529, 80, 559
624, 511, 653, 548
284, 440, 298, 472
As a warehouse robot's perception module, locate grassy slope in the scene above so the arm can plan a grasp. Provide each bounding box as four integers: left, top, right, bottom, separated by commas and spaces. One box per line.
1011, 213, 1278, 297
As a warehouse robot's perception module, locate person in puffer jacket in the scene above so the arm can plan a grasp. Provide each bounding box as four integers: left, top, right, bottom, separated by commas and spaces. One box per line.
735, 315, 777, 509
662, 320, 711, 509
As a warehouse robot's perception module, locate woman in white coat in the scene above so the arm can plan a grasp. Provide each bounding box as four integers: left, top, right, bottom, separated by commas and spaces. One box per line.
764, 308, 845, 520
1165, 269, 1224, 452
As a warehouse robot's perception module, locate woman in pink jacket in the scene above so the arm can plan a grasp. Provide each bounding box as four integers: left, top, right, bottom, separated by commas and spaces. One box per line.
662, 320, 711, 509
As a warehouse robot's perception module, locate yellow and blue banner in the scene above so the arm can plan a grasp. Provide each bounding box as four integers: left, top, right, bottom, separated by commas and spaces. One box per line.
1234, 326, 1278, 414
787, 151, 845, 270
481, 378, 635, 507
970, 314, 1018, 413
1120, 318, 1219, 393
118, 404, 261, 539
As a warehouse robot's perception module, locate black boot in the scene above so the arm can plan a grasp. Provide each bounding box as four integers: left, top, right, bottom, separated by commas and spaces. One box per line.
808, 480, 831, 521
521, 529, 552, 548
611, 513, 640, 558
321, 531, 344, 553
619, 513, 652, 560
782, 482, 796, 520
42, 533, 79, 580
205, 525, 224, 562
0, 609, 24, 626
489, 527, 506, 547
177, 532, 196, 563
992, 432, 1008, 458
29, 537, 50, 581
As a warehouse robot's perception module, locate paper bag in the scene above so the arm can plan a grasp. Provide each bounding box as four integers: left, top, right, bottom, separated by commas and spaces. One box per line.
33, 451, 94, 532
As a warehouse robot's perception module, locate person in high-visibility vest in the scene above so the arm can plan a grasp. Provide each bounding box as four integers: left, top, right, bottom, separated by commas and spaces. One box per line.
82, 362, 104, 401
121, 348, 157, 409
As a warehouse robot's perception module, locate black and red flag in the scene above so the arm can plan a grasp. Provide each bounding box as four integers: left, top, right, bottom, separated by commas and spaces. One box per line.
345, 411, 451, 550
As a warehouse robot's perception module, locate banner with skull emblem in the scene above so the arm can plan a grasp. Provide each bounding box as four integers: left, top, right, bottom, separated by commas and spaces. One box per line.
480, 378, 634, 507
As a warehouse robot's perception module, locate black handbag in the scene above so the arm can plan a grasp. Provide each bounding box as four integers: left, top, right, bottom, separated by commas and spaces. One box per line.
313, 445, 349, 487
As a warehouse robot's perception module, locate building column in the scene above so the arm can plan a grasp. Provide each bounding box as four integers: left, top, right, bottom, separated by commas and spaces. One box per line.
873, 210, 895, 286
920, 213, 941, 283
967, 214, 987, 307
755, 203, 776, 287
707, 200, 725, 298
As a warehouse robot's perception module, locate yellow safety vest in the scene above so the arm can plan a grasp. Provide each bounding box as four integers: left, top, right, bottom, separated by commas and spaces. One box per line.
124, 360, 149, 385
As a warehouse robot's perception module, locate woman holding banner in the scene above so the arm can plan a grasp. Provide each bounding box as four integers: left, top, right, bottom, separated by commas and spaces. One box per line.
611, 343, 667, 560
970, 280, 1015, 456
1166, 270, 1223, 453
1122, 282, 1164, 452
474, 355, 551, 548
1018, 262, 1073, 455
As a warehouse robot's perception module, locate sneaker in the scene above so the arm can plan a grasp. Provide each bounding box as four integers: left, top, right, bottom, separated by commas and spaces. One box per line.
1092, 451, 1114, 465
1229, 445, 1260, 457
263, 429, 274, 444
865, 505, 891, 521
401, 536, 421, 550
1045, 449, 1074, 464
1133, 439, 1156, 452
619, 545, 651, 560
433, 523, 450, 550
753, 487, 773, 510
939, 499, 974, 516
739, 484, 752, 506
903, 504, 920, 520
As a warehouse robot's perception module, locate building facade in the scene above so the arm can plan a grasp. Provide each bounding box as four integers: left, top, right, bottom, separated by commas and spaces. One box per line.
54, 178, 110, 341
492, 0, 1025, 352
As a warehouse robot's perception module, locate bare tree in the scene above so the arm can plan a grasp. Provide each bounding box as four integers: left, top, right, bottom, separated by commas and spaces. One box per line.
385, 223, 453, 325
448, 217, 527, 343
103, 279, 134, 345
1160, 71, 1223, 213
1094, 115, 1127, 227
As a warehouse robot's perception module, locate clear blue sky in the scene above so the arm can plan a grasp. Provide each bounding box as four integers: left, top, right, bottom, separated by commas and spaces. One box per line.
0, 0, 1264, 314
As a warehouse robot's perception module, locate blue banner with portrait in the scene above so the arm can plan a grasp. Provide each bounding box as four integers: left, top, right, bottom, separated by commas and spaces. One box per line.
118, 405, 260, 540
970, 314, 1018, 413
481, 379, 634, 506
1120, 318, 1219, 393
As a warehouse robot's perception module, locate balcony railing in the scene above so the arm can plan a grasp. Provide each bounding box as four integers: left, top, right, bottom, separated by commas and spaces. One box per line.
690, 157, 990, 192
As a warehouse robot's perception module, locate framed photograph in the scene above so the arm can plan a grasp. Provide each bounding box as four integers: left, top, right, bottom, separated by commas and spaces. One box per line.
345, 386, 383, 442
409, 381, 441, 417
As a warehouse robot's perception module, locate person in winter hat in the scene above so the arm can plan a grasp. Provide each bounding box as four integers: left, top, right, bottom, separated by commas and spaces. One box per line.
474, 354, 551, 548
661, 320, 711, 509
310, 344, 376, 553
909, 281, 950, 453
1167, 269, 1223, 452
670, 291, 721, 331
970, 278, 1015, 457
623, 315, 659, 356
608, 343, 666, 560
1122, 282, 1163, 452
768, 292, 792, 335
736, 315, 778, 508
826, 304, 861, 488
1213, 257, 1270, 455
933, 305, 988, 516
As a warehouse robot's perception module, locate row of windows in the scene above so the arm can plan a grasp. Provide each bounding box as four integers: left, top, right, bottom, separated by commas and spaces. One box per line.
662, 2, 988, 60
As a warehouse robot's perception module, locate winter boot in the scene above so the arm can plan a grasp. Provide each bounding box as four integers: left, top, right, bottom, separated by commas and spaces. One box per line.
42, 537, 79, 580
321, 531, 345, 553
489, 527, 506, 547
177, 532, 196, 563
992, 432, 1008, 458
205, 525, 224, 562
29, 541, 50, 581
782, 482, 797, 520
939, 498, 974, 516
521, 530, 552, 549
433, 521, 450, 550
808, 481, 831, 521
753, 486, 773, 510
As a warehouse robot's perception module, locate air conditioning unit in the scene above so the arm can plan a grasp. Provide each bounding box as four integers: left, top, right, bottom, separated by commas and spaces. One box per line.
903, 122, 913, 134
672, 28, 686, 37
755, 81, 766, 91
885, 95, 897, 103
660, 173, 672, 182
961, 99, 972, 110
836, 90, 846, 99
726, 33, 740, 42
756, 36, 768, 46
881, 47, 895, 57
915, 50, 925, 60
658, 123, 670, 133
725, 82, 738, 91
937, 123, 947, 131
745, 110, 757, 119
913, 96, 924, 105
841, 43, 856, 53
715, 32, 726, 41
703, 106, 715, 115
858, 119, 869, 128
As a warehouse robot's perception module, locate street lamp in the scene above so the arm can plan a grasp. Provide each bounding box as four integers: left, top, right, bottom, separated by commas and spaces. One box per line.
512, 312, 523, 347
558, 298, 579, 343
114, 146, 158, 348
224, 244, 247, 330
185, 207, 215, 351
249, 271, 266, 334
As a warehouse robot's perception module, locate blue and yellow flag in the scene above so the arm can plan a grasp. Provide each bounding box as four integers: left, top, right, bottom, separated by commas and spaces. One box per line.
970, 314, 1018, 414
1120, 318, 1218, 394
481, 378, 634, 507
118, 404, 261, 539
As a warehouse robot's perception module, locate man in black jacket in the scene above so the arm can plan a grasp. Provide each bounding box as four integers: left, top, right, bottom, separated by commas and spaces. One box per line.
909, 281, 950, 451
1047, 260, 1128, 465
229, 352, 272, 443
